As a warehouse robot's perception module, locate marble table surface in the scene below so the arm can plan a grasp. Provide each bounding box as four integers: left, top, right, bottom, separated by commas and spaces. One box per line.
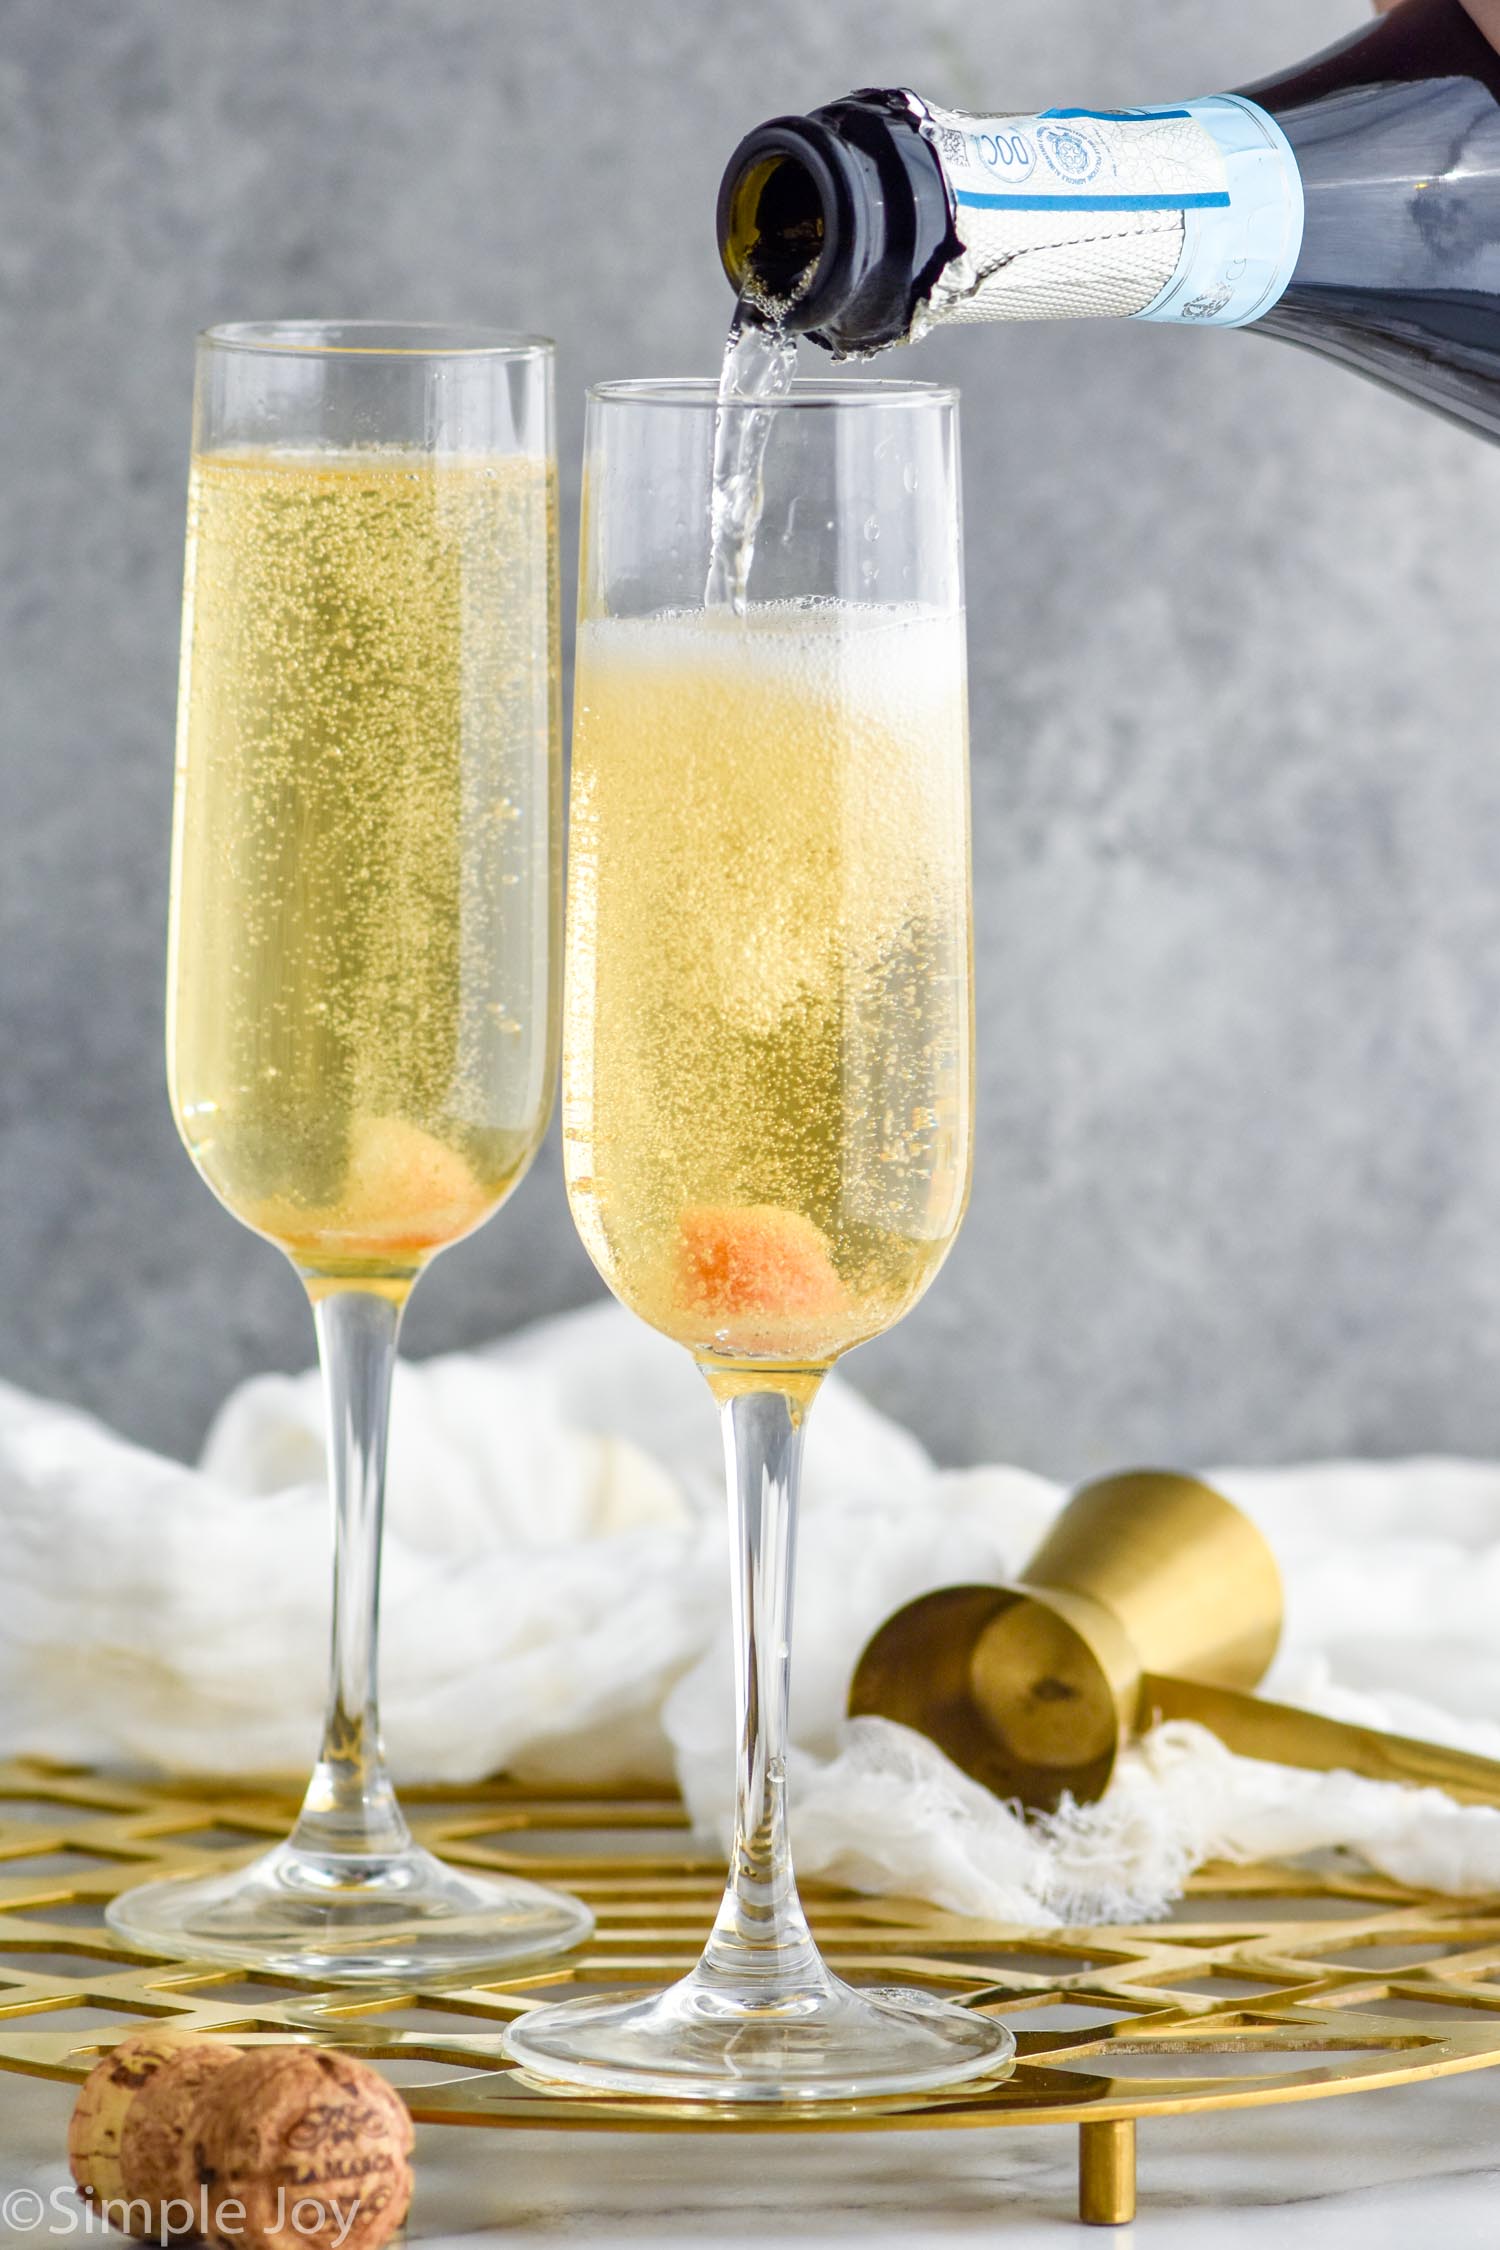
4, 2064, 1499, 2249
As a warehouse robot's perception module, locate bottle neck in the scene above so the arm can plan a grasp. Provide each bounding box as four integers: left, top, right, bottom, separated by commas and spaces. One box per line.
912, 95, 1305, 333
717, 0, 1500, 359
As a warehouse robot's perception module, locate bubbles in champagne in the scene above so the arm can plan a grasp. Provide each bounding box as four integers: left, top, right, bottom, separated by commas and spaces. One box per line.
564, 599, 971, 1369
169, 448, 560, 1286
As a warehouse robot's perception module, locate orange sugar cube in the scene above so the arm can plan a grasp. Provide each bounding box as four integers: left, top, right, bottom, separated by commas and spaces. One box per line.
676, 1204, 846, 1324
337, 1115, 491, 1251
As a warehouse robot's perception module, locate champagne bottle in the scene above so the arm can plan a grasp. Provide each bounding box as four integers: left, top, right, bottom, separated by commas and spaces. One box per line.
716, 0, 1500, 439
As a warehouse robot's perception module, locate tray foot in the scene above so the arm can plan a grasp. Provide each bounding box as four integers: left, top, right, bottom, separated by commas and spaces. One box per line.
1079, 2119, 1136, 2226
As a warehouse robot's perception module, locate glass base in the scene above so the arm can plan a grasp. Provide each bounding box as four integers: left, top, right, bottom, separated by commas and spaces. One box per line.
105, 1837, 594, 1983
505, 1967, 1015, 2104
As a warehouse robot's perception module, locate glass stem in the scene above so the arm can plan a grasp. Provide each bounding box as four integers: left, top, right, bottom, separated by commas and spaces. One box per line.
697, 1377, 830, 1994
290, 1287, 412, 1864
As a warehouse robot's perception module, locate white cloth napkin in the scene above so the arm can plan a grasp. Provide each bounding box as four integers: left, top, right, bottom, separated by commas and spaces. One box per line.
6, 1298, 1500, 1925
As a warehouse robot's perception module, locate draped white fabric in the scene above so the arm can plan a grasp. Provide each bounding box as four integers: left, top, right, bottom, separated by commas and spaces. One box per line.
6, 1298, 1500, 1924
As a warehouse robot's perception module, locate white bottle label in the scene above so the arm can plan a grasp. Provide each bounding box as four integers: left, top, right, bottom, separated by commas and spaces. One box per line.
914, 95, 1304, 330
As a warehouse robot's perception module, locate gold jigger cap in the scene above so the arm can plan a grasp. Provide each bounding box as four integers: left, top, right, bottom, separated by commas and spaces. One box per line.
848, 1470, 1284, 1815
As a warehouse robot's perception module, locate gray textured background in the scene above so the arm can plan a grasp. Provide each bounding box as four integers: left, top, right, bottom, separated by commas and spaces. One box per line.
5, 0, 1499, 1478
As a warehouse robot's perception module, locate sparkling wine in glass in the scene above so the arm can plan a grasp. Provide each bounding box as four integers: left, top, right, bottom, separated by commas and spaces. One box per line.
505, 376, 1014, 2100
107, 323, 592, 1982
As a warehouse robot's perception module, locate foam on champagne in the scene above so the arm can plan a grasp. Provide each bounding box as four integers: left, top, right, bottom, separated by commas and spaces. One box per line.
564, 598, 971, 1367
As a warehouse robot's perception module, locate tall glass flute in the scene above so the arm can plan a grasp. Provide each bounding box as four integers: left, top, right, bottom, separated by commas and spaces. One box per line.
506, 379, 1013, 2099
107, 323, 592, 1981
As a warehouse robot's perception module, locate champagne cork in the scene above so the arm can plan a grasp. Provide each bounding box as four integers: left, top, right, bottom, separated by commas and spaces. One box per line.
119, 2042, 244, 2239
193, 2049, 414, 2250
68, 2028, 227, 2210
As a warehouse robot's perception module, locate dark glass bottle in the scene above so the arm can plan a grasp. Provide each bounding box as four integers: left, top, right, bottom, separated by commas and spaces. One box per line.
717, 0, 1500, 440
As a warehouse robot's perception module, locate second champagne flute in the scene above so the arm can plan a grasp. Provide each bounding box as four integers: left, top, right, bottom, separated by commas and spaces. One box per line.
107, 322, 592, 1981
506, 377, 1015, 2100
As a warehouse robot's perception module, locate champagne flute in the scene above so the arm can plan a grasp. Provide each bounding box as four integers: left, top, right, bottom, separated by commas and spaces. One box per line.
506, 378, 1013, 2099
107, 323, 593, 1981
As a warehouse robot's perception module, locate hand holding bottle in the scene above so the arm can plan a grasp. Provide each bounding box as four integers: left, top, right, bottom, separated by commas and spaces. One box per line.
1382, 0, 1500, 41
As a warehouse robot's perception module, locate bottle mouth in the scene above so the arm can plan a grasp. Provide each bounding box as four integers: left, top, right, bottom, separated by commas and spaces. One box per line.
716, 119, 863, 334
717, 102, 959, 355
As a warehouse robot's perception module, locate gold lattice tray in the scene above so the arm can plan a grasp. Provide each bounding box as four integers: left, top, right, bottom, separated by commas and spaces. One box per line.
4, 1761, 1500, 2227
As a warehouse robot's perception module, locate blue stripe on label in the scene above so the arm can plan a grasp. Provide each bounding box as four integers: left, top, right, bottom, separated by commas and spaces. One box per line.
954, 189, 1232, 212
1040, 107, 1192, 122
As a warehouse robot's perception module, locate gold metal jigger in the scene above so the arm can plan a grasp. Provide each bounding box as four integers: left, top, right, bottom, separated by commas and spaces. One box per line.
850, 1468, 1500, 1815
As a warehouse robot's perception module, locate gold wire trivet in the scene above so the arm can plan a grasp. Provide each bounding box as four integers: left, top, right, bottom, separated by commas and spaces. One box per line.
3, 1760, 1500, 2227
